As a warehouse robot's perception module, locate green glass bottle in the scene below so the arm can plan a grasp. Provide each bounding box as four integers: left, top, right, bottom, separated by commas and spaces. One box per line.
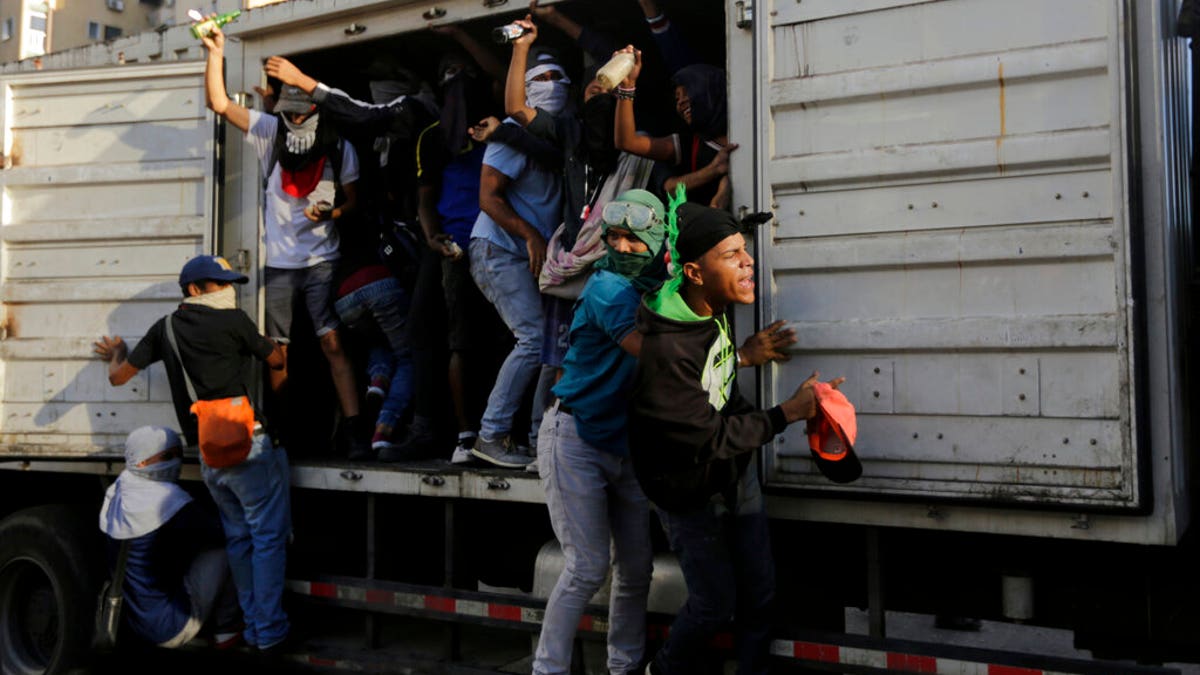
190, 10, 241, 39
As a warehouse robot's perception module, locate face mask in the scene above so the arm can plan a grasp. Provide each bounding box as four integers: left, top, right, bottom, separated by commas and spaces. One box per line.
526, 80, 569, 116
282, 111, 319, 154
369, 80, 413, 104
604, 248, 654, 277
183, 284, 237, 310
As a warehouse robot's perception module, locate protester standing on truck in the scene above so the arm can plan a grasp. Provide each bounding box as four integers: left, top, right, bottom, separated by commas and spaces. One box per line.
630, 197, 838, 675
261, 55, 441, 460
98, 426, 242, 649
93, 255, 292, 652
469, 42, 569, 469
531, 189, 666, 674
200, 25, 370, 459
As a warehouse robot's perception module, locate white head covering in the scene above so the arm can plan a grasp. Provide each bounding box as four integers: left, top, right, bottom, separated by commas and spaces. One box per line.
525, 50, 571, 116
98, 426, 193, 540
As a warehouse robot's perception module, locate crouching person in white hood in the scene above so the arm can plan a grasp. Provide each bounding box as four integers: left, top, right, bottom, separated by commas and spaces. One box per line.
99, 426, 242, 649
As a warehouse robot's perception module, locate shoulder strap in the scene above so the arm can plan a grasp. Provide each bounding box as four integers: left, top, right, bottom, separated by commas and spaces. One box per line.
164, 315, 198, 403
690, 135, 701, 173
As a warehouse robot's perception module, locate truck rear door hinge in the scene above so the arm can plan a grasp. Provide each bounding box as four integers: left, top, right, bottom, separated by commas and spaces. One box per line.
735, 0, 753, 29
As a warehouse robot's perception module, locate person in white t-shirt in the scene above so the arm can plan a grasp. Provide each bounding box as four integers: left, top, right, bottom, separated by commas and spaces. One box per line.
201, 26, 369, 457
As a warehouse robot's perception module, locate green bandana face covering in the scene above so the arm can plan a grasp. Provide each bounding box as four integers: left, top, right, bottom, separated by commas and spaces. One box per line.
601, 247, 654, 278
594, 189, 667, 284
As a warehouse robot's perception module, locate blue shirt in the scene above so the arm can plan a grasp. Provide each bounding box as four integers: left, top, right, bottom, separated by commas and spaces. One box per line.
438, 143, 486, 248
470, 121, 563, 256
552, 271, 641, 455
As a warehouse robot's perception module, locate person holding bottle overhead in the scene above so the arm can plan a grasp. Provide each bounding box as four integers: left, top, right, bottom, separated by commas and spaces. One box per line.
199, 23, 371, 459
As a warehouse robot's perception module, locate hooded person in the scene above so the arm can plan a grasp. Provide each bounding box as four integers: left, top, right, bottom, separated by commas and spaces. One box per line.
630, 188, 846, 675
613, 49, 737, 209
98, 426, 242, 649
530, 189, 666, 675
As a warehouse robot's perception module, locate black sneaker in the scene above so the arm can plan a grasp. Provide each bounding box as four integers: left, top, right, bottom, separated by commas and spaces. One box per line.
378, 425, 435, 462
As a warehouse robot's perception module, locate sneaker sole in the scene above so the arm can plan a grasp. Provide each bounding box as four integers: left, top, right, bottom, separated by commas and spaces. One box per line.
469, 447, 531, 469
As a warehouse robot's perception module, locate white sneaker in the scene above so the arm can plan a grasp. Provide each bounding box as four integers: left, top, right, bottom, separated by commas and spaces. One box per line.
451, 434, 478, 465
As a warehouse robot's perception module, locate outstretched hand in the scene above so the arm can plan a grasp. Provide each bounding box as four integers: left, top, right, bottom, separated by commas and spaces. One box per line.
93, 336, 127, 362
738, 320, 796, 367
264, 56, 303, 86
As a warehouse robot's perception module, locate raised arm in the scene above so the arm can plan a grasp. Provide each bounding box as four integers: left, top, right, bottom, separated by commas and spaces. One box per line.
530, 0, 618, 64
504, 16, 539, 126
431, 23, 507, 84
201, 25, 250, 133
265, 56, 408, 135
613, 46, 677, 161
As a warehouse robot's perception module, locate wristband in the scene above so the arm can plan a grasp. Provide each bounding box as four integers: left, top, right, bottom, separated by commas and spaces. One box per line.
615, 87, 636, 101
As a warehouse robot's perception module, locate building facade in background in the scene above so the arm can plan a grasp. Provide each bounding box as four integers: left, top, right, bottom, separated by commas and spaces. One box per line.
0, 0, 284, 64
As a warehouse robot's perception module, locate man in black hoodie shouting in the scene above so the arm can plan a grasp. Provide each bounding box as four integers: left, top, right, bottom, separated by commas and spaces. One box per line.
630, 198, 843, 675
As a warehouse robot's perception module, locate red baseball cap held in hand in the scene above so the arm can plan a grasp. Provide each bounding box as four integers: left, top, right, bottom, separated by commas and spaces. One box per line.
807, 381, 862, 484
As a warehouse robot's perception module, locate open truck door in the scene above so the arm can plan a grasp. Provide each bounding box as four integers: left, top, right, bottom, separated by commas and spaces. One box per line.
0, 61, 222, 457
729, 0, 1190, 533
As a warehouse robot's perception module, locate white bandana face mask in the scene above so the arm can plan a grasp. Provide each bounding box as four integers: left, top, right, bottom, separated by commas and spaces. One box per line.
282, 111, 319, 154
182, 284, 237, 310
526, 80, 569, 116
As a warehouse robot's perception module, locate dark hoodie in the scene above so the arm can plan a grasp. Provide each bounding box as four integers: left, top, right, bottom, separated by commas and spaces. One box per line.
628, 286, 787, 513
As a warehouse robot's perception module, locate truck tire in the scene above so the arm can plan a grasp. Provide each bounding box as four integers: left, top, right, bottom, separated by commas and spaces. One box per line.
0, 505, 100, 675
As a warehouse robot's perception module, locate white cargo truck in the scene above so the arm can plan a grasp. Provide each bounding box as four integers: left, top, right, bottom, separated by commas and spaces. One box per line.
0, 0, 1197, 672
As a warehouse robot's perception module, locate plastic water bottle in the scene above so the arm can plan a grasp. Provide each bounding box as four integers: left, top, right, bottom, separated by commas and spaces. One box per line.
190, 9, 241, 39
595, 52, 635, 92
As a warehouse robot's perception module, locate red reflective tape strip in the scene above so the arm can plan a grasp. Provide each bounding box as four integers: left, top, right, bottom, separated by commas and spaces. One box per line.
989, 667, 1042, 675
887, 653, 937, 672
425, 596, 456, 613
488, 604, 522, 622
365, 590, 394, 605
794, 641, 839, 662
309, 582, 337, 598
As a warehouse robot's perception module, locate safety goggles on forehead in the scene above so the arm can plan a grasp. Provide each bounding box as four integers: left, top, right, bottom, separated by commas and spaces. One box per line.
602, 201, 660, 231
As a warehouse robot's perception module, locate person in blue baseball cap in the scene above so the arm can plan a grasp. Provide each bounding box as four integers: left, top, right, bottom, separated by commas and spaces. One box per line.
94, 254, 293, 652
178, 254, 249, 291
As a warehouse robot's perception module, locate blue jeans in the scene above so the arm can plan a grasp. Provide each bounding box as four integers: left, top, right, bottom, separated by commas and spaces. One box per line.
469, 239, 544, 440
653, 468, 775, 675
533, 406, 652, 674
334, 277, 413, 429
201, 434, 291, 649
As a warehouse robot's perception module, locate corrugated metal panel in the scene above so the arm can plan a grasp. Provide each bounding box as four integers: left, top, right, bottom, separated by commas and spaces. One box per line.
0, 61, 212, 455
757, 0, 1139, 507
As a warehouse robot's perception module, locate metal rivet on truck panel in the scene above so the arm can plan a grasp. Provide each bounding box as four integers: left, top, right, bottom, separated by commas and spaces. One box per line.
873, 391, 880, 398
1063, 438, 1070, 444
1055, 193, 1062, 199
1082, 191, 1089, 198
912, 433, 919, 439
1090, 439, 1097, 445
873, 367, 881, 374
1018, 394, 1026, 401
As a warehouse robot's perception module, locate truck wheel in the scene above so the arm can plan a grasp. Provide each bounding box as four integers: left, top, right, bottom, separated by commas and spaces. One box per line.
0, 505, 100, 675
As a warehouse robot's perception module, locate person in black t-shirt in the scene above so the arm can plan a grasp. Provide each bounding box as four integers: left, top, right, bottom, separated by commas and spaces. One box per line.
94, 255, 293, 652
